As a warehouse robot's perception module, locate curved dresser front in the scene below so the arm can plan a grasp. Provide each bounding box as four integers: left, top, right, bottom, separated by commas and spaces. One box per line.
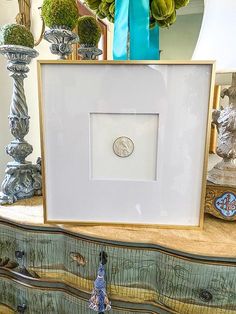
0, 197, 236, 314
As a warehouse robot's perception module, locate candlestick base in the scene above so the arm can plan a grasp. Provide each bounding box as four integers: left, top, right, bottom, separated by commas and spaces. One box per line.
208, 159, 236, 187
0, 158, 42, 205
78, 45, 102, 60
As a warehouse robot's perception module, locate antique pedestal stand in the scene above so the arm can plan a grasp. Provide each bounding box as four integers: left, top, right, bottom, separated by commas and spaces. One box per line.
0, 45, 42, 205
206, 73, 236, 220
78, 44, 102, 60
44, 28, 79, 60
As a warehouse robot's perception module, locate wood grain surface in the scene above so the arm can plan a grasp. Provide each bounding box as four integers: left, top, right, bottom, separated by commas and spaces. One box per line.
0, 197, 236, 258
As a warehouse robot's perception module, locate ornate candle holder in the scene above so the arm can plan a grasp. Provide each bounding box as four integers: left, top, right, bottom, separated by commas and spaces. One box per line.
44, 27, 79, 60
78, 44, 102, 60
0, 45, 42, 205
206, 73, 236, 220
208, 73, 236, 187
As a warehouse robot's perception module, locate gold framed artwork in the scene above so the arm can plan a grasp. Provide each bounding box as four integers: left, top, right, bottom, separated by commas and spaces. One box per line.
38, 60, 215, 229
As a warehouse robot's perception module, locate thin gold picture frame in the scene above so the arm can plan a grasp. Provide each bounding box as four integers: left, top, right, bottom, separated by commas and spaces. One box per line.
37, 60, 215, 229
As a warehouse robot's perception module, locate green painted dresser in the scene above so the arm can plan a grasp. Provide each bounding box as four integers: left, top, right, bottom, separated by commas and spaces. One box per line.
0, 197, 236, 314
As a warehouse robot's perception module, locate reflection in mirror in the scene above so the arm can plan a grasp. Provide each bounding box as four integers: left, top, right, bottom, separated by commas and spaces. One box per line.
160, 0, 204, 60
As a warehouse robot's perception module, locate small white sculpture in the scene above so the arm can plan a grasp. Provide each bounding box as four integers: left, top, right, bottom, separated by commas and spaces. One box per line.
208, 75, 236, 186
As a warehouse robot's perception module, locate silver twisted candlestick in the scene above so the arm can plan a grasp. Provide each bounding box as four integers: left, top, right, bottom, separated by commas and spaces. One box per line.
0, 45, 42, 205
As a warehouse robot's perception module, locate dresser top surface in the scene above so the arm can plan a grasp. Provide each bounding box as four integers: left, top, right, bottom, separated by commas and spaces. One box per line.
0, 196, 235, 259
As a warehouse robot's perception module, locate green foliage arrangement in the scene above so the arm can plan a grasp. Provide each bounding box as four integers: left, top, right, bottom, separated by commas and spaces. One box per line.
86, 0, 114, 23
41, 0, 79, 30
0, 24, 34, 48
78, 16, 101, 46
175, 0, 189, 10
156, 10, 176, 28
151, 0, 175, 21
85, 0, 190, 28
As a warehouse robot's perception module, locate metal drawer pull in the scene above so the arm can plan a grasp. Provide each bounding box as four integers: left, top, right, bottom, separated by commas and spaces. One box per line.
100, 251, 108, 265
15, 251, 25, 259
199, 289, 213, 302
17, 303, 27, 313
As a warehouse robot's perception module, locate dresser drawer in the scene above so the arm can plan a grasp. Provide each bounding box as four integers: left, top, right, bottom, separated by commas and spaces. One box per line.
1, 221, 236, 313
0, 272, 163, 314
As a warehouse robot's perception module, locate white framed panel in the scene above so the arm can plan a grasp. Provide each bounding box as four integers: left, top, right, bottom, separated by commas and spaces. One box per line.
38, 61, 214, 227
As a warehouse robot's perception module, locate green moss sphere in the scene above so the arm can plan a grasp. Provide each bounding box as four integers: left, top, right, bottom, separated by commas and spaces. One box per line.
0, 24, 34, 48
77, 16, 101, 46
42, 0, 79, 30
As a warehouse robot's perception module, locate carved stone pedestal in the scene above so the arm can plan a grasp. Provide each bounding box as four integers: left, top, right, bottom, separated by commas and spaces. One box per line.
0, 160, 42, 205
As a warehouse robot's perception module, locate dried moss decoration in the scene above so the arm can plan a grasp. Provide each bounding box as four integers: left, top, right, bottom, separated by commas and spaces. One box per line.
78, 16, 101, 46
0, 24, 34, 48
41, 0, 79, 30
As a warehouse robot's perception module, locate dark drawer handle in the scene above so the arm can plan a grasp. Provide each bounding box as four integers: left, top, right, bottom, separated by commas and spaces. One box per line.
15, 251, 25, 259
99, 251, 107, 265
199, 289, 213, 302
17, 303, 27, 313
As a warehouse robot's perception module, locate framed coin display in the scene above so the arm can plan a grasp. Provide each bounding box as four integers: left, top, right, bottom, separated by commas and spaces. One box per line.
113, 136, 134, 158
38, 61, 215, 228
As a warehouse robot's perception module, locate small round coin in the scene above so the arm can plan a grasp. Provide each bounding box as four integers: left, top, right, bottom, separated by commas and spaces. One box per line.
113, 136, 134, 158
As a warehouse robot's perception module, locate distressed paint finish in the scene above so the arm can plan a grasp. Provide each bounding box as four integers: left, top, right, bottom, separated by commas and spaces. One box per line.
0, 222, 236, 313
0, 276, 150, 314
77, 45, 103, 60
44, 28, 79, 60
0, 45, 42, 205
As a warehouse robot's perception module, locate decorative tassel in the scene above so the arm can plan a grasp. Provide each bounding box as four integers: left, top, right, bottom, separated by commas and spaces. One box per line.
89, 252, 111, 313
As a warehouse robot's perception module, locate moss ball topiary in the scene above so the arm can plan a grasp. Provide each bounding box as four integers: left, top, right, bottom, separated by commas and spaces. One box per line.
77, 16, 101, 46
0, 24, 34, 48
42, 0, 79, 30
